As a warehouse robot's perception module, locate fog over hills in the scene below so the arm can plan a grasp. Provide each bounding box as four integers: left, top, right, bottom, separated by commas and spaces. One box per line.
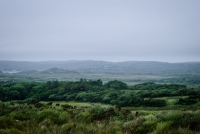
0, 60, 200, 76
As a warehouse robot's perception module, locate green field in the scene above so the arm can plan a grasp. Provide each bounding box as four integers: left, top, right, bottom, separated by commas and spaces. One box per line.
42, 101, 111, 107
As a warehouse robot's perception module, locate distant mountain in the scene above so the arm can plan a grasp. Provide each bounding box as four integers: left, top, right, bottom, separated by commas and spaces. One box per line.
18, 70, 39, 74
17, 68, 79, 75
0, 60, 200, 75
40, 67, 79, 74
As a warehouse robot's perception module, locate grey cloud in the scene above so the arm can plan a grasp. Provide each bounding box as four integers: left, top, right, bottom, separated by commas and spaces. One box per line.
0, 0, 200, 62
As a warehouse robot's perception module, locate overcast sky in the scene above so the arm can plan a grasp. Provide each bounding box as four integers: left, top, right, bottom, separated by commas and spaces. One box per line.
0, 0, 200, 62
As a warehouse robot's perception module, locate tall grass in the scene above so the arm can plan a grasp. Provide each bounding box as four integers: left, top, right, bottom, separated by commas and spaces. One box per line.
0, 101, 200, 134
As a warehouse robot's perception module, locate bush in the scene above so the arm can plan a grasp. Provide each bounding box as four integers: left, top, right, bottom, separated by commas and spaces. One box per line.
75, 111, 92, 123
122, 118, 145, 133
104, 80, 128, 90
143, 99, 167, 107
151, 121, 172, 134
10, 128, 23, 134
177, 98, 197, 105
0, 117, 14, 129
0, 102, 13, 116
181, 115, 200, 131
159, 112, 183, 122
88, 106, 116, 121
136, 121, 157, 134
37, 109, 59, 123
0, 129, 10, 134
143, 114, 157, 122
10, 110, 31, 121
58, 112, 71, 124
167, 127, 194, 134
60, 123, 75, 134
106, 125, 122, 134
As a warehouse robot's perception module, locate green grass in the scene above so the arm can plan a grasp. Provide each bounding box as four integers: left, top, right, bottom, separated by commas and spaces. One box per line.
1, 101, 200, 134
66, 102, 93, 107
42, 101, 111, 107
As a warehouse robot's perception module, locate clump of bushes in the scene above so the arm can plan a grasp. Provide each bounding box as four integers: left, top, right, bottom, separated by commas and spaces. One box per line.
176, 97, 197, 105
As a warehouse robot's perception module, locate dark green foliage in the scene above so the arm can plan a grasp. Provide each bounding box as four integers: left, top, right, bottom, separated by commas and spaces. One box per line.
177, 97, 197, 105
130, 82, 187, 90
104, 80, 128, 90
136, 86, 196, 98
88, 106, 117, 121
60, 123, 76, 134
0, 102, 13, 116
1, 80, 200, 107
156, 111, 200, 133
37, 109, 60, 123
136, 122, 157, 134
143, 99, 167, 107
10, 110, 31, 121
0, 116, 14, 129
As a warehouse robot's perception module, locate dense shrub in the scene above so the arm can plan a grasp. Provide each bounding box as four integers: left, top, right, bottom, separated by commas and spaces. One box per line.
104, 80, 128, 90
143, 99, 167, 107
0, 102, 200, 134
176, 97, 197, 105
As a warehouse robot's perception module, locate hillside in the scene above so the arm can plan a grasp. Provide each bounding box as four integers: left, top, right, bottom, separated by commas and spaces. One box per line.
0, 61, 200, 86
40, 68, 79, 74
0, 60, 200, 75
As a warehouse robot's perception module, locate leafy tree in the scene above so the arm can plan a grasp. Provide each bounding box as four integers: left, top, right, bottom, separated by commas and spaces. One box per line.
0, 80, 198, 107
143, 99, 166, 107
104, 80, 128, 90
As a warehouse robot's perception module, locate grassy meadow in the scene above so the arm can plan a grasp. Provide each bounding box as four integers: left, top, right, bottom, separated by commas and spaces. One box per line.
1, 100, 200, 134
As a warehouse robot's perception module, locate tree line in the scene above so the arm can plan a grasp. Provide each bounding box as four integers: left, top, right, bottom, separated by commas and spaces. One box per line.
0, 79, 199, 107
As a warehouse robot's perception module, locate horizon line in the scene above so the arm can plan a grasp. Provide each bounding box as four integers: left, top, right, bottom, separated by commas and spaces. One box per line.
0, 59, 200, 64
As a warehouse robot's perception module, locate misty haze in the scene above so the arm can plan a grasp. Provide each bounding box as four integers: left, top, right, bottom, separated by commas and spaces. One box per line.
0, 1, 200, 134
0, 0, 200, 62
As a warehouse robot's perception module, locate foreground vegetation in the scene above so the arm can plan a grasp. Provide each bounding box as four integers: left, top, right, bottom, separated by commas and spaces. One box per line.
1, 79, 200, 133
1, 101, 200, 134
